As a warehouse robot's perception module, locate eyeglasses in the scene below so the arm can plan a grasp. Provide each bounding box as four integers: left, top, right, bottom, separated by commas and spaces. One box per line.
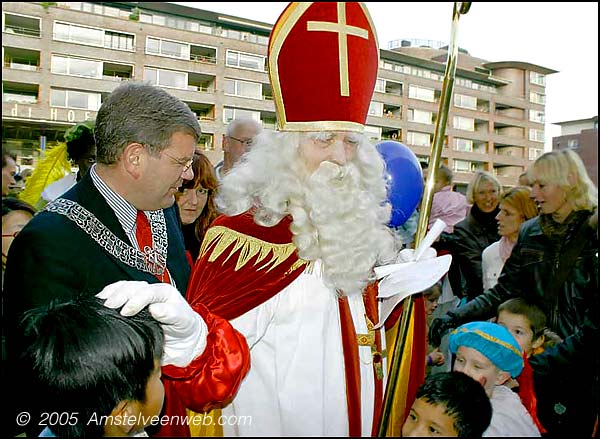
163, 151, 194, 173
228, 136, 255, 147
2, 232, 19, 238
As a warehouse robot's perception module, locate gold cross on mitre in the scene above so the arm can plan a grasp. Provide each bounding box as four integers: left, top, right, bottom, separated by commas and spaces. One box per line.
306, 2, 369, 96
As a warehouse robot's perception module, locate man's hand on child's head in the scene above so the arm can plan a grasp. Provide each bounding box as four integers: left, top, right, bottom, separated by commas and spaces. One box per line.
97, 280, 208, 367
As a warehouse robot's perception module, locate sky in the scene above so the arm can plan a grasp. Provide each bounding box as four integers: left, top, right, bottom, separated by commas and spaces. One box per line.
174, 2, 598, 150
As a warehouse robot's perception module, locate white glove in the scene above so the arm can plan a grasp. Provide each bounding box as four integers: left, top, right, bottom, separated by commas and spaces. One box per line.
97, 280, 208, 367
373, 219, 452, 329
396, 247, 437, 264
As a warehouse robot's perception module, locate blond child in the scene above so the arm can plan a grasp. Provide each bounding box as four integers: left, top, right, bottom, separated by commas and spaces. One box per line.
449, 321, 540, 437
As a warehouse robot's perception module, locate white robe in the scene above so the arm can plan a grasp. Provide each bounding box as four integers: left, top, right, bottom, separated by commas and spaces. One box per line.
484, 385, 541, 437
222, 261, 382, 436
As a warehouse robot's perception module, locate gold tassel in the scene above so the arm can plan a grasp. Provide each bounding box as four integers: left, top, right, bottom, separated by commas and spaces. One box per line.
19, 143, 71, 207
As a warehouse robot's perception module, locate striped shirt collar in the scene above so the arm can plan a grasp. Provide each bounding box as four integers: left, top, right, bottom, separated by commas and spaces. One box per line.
90, 164, 138, 235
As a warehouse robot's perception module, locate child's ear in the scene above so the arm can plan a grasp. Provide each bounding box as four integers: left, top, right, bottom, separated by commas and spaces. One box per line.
495, 370, 511, 386
104, 400, 139, 436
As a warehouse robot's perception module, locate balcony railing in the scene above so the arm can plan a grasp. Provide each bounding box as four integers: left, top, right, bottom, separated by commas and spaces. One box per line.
3, 25, 41, 37
4, 62, 40, 72
187, 85, 210, 92
190, 54, 217, 64
3, 94, 38, 104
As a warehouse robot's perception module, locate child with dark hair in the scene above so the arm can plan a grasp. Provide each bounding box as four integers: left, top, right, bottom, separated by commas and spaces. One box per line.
497, 298, 561, 358
402, 371, 492, 437
20, 295, 164, 437
496, 298, 562, 434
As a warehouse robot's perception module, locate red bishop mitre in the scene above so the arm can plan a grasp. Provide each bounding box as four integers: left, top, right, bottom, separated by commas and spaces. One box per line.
268, 2, 379, 132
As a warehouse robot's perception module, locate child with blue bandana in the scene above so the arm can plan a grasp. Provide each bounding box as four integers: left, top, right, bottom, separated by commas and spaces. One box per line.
449, 321, 540, 437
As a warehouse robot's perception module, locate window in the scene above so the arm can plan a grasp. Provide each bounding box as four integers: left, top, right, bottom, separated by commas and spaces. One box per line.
368, 101, 384, 117
54, 22, 134, 51
2, 83, 38, 104
146, 37, 190, 59
453, 116, 475, 131
54, 21, 104, 46
530, 71, 546, 86
455, 77, 496, 94
454, 93, 477, 110
529, 147, 543, 160
223, 108, 261, 124
408, 108, 432, 124
50, 88, 101, 110
364, 125, 382, 142
568, 139, 579, 149
529, 109, 545, 123
453, 159, 471, 173
529, 92, 546, 105
226, 50, 266, 72
51, 55, 102, 79
223, 78, 262, 99
104, 31, 134, 51
375, 79, 386, 93
3, 12, 41, 37
529, 128, 545, 143
408, 85, 435, 102
407, 131, 431, 147
454, 138, 473, 152
143, 67, 187, 89
453, 159, 483, 173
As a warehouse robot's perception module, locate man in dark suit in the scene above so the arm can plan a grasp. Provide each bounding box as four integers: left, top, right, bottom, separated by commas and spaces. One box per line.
3, 83, 249, 436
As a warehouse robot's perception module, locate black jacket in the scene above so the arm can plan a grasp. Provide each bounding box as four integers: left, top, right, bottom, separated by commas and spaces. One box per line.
445, 205, 499, 300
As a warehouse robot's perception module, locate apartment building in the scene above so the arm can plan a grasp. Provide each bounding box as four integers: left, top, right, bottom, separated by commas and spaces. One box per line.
2, 2, 555, 189
552, 116, 598, 186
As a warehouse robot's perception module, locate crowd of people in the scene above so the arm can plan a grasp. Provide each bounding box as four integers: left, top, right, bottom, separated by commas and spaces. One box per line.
1, 2, 598, 438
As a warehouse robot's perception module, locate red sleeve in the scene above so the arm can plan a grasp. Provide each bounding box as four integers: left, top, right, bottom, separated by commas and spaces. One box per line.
160, 303, 251, 413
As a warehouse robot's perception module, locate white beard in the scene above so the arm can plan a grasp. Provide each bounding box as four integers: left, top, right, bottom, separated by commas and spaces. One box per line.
217, 130, 396, 297
290, 161, 394, 297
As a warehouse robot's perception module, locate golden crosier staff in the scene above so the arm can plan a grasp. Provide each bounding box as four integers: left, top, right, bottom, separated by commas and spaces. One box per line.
377, 2, 472, 436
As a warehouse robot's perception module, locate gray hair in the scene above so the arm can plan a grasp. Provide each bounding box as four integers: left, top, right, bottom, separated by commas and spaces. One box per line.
225, 118, 262, 138
95, 82, 201, 165
437, 164, 454, 186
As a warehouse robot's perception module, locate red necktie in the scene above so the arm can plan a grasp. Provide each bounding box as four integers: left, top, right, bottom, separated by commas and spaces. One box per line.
136, 210, 170, 284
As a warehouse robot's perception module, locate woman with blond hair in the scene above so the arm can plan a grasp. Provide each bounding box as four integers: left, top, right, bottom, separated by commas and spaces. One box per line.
430, 149, 598, 437
482, 186, 538, 289
447, 171, 503, 301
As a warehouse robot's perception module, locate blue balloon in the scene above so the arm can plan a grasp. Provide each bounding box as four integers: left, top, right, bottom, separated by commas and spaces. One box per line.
376, 140, 424, 227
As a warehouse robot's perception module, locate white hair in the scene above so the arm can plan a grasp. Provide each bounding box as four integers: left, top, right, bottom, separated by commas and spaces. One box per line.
217, 130, 396, 297
225, 118, 263, 137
